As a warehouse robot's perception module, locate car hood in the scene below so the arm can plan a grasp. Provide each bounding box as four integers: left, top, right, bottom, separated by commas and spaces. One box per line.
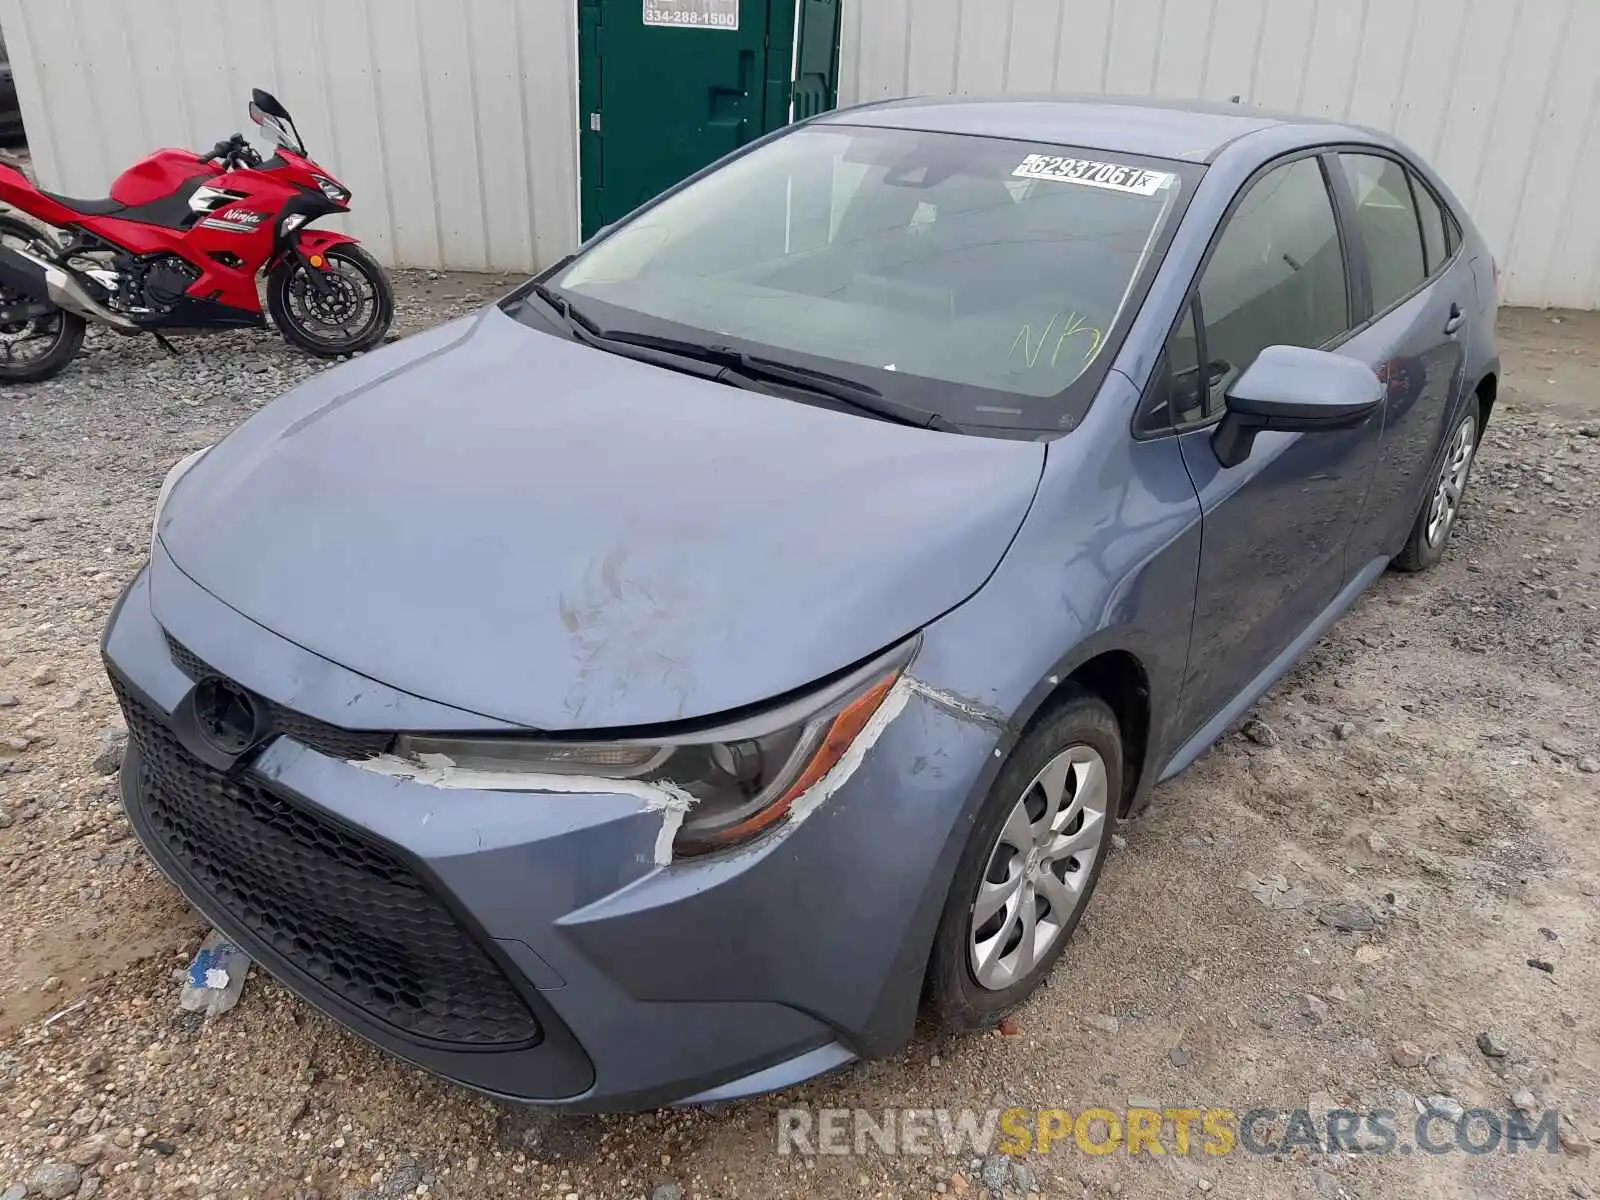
159, 306, 1045, 730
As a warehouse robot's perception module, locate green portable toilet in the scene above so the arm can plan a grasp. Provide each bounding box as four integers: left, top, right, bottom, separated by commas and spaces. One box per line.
577, 0, 842, 239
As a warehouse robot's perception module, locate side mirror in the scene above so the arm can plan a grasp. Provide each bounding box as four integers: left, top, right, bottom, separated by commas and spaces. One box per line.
1212, 345, 1381, 468
250, 88, 292, 120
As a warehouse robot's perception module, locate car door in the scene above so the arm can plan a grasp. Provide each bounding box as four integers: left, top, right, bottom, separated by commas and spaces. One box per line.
1147, 153, 1382, 744
1330, 151, 1476, 568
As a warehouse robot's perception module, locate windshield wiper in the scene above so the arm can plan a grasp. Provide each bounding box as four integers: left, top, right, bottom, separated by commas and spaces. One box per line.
528, 280, 604, 338
523, 287, 954, 431
736, 358, 958, 432
598, 329, 956, 431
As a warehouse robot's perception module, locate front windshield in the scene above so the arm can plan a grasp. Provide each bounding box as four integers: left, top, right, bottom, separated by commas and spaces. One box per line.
549, 124, 1193, 430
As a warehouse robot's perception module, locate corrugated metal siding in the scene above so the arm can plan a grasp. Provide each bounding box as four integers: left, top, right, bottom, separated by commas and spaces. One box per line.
5, 0, 1596, 302
841, 0, 1600, 308
0, 0, 580, 272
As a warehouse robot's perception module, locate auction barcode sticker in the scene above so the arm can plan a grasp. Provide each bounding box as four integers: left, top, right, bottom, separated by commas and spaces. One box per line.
1012, 154, 1174, 195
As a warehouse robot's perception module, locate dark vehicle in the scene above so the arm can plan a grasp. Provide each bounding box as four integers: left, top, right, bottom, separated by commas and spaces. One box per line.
0, 36, 22, 144
103, 96, 1497, 1111
0, 88, 392, 382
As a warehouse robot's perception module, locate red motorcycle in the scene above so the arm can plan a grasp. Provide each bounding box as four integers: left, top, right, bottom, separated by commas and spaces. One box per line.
0, 89, 393, 382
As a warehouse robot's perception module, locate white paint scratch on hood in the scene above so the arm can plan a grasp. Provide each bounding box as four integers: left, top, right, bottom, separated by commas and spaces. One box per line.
354, 752, 697, 866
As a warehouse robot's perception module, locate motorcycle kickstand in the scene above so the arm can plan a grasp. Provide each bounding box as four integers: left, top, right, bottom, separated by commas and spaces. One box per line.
151, 331, 181, 357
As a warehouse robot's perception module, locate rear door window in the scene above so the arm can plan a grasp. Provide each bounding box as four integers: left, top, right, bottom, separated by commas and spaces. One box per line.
1338, 153, 1427, 312
1410, 173, 1451, 275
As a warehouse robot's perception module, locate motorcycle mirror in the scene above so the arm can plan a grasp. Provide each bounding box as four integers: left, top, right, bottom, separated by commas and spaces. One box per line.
249, 96, 303, 153
250, 88, 292, 120
249, 88, 303, 153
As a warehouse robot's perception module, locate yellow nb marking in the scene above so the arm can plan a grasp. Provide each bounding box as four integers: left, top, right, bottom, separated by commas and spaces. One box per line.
1010, 311, 1105, 372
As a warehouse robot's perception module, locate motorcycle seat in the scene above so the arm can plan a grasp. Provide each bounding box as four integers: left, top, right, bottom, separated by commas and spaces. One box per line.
40, 189, 126, 216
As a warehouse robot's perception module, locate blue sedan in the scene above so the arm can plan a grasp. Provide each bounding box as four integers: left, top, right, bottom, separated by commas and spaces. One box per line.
103, 95, 1498, 1110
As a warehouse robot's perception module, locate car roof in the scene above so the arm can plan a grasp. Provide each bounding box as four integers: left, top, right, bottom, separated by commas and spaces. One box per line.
818, 94, 1367, 164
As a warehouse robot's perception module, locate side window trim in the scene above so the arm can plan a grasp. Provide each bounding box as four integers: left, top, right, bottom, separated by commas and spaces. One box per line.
1133, 339, 1175, 437
1171, 295, 1213, 432
1401, 169, 1440, 276
1321, 150, 1373, 326
1130, 145, 1358, 441
1191, 294, 1213, 424
1317, 152, 1365, 330
1328, 144, 1465, 332
1408, 167, 1462, 276
1402, 168, 1435, 276
1133, 295, 1205, 437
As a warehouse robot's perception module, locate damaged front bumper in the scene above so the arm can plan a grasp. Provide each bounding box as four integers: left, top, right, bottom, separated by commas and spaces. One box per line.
102, 550, 1004, 1110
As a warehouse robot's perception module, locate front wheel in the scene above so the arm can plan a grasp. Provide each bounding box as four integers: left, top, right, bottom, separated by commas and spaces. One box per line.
926, 688, 1121, 1031
267, 243, 393, 357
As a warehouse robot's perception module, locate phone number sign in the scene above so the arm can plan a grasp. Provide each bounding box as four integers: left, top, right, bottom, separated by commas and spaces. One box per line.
644, 0, 739, 30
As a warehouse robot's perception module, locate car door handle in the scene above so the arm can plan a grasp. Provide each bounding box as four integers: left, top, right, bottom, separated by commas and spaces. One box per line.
1443, 303, 1464, 336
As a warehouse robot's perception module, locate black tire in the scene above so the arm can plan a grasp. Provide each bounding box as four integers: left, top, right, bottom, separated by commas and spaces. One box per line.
267, 243, 394, 357
0, 214, 86, 384
1392, 407, 1478, 572
927, 687, 1122, 1031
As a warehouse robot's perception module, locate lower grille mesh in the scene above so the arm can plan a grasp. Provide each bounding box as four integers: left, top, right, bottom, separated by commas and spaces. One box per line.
113, 678, 541, 1048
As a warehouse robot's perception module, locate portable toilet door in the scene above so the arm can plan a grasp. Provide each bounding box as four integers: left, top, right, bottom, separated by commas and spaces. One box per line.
577, 0, 842, 239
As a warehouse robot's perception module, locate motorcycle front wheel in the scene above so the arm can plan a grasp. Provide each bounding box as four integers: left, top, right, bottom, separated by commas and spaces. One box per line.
267, 243, 394, 357
0, 215, 86, 384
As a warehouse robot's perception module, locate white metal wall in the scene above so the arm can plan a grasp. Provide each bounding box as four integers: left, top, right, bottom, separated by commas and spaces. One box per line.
5, 0, 1599, 304
0, 0, 580, 273
840, 0, 1600, 309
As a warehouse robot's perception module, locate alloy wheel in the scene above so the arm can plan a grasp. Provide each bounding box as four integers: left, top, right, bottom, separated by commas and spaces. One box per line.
286, 256, 382, 349
968, 743, 1109, 991
0, 227, 68, 369
0, 305, 65, 368
1425, 414, 1476, 548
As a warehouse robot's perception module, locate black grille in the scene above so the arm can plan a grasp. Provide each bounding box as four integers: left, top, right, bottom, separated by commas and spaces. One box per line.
113, 679, 542, 1048
163, 632, 211, 680
162, 631, 392, 760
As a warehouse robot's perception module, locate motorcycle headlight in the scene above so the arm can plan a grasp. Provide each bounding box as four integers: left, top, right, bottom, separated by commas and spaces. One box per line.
393, 638, 918, 856
150, 446, 211, 554
314, 175, 350, 205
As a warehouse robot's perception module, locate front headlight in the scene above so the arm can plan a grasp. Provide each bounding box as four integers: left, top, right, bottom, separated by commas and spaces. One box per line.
394, 637, 918, 856
150, 445, 211, 553
314, 175, 350, 205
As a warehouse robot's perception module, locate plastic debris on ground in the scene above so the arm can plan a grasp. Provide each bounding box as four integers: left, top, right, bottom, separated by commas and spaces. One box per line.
178, 930, 252, 1016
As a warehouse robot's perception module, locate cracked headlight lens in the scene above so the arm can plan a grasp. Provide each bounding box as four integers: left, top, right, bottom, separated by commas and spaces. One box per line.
394, 637, 918, 855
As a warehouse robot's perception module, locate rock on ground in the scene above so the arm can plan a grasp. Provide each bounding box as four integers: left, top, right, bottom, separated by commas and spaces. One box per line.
22, 1163, 80, 1200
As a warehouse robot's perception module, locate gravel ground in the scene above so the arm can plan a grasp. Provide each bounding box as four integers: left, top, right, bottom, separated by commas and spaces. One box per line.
1, 287, 1598, 1200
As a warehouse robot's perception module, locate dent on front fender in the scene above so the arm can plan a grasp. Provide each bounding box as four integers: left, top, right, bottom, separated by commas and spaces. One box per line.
907, 374, 1203, 801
